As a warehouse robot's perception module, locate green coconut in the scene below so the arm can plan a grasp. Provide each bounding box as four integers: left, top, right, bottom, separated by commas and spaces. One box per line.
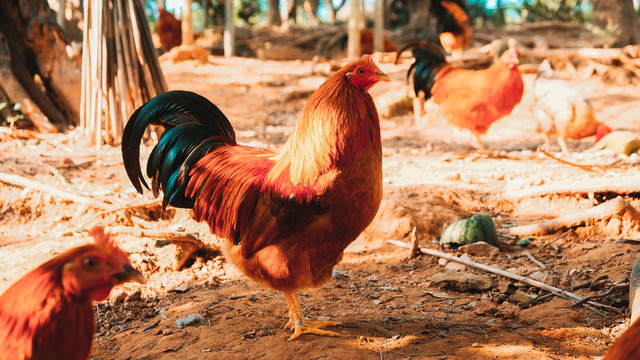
440, 214, 498, 246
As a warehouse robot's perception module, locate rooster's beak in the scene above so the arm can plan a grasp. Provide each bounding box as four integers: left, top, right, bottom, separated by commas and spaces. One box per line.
376, 72, 391, 82
114, 263, 146, 284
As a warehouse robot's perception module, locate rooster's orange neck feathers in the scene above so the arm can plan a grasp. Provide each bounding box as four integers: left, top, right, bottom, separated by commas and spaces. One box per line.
268, 56, 383, 190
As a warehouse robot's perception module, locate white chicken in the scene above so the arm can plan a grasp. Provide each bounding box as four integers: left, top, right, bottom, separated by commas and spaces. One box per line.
533, 60, 611, 153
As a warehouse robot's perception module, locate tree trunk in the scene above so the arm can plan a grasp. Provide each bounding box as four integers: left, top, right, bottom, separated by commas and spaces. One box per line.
348, 0, 361, 59
592, 0, 640, 45
288, 0, 298, 24
224, 0, 234, 57
407, 0, 431, 27
268, 0, 282, 26
0, 0, 79, 130
304, 0, 320, 24
323, 0, 345, 24
182, 0, 194, 45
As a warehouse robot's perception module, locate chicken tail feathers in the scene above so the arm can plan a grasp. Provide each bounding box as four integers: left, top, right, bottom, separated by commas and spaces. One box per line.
396, 41, 448, 99
122, 90, 236, 209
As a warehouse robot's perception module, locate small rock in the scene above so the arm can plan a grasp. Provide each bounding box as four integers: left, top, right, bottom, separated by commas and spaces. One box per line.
474, 300, 498, 316
176, 313, 205, 328
332, 269, 346, 279
368, 291, 381, 299
125, 290, 142, 303
162, 328, 173, 336
168, 283, 190, 293
459, 241, 499, 257
431, 270, 493, 292
438, 258, 448, 266
529, 271, 548, 282
496, 302, 520, 319
109, 290, 127, 305
512, 290, 537, 303
445, 261, 467, 272
366, 274, 380, 282
497, 281, 516, 295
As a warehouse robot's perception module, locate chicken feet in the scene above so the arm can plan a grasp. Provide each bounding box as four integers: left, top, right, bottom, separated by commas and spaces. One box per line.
283, 291, 340, 341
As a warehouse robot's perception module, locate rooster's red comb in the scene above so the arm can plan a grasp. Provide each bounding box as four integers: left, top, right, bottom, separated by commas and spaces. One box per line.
89, 226, 130, 262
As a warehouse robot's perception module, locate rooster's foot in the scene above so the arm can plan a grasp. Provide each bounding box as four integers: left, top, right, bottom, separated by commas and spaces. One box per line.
288, 322, 339, 341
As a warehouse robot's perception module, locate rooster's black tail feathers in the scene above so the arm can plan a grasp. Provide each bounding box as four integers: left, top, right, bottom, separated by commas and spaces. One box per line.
396, 41, 448, 99
122, 90, 235, 209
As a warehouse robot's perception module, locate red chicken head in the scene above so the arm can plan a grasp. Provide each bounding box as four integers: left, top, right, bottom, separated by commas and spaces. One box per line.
499, 44, 520, 70
61, 226, 145, 301
596, 124, 613, 142
345, 54, 391, 91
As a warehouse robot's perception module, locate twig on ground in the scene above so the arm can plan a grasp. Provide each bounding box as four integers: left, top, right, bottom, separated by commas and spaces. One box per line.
502, 177, 640, 200
0, 171, 112, 210
509, 197, 640, 237
373, 325, 399, 338
539, 148, 602, 172
522, 251, 546, 269
571, 283, 628, 308
387, 240, 621, 316
535, 230, 571, 254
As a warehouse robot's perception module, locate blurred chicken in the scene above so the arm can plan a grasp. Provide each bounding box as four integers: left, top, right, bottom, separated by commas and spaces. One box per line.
157, 8, 182, 52
0, 227, 144, 360
604, 317, 640, 359
339, 29, 397, 55
397, 41, 523, 149
431, 0, 472, 58
533, 60, 612, 153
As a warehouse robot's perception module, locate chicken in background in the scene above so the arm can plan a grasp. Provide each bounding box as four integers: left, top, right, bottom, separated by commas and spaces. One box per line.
533, 59, 612, 153
156, 8, 182, 53
431, 0, 472, 58
396, 41, 523, 150
338, 29, 397, 55
122, 55, 389, 340
0, 226, 145, 360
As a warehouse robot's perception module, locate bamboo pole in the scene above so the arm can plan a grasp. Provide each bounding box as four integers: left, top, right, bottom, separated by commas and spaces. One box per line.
347, 0, 362, 58
80, 0, 167, 147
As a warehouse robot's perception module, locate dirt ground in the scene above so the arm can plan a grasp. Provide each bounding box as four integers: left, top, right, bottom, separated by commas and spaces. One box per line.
1, 53, 640, 360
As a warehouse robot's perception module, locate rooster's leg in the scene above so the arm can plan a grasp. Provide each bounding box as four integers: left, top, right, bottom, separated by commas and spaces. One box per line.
472, 132, 486, 151
283, 291, 339, 341
556, 136, 570, 154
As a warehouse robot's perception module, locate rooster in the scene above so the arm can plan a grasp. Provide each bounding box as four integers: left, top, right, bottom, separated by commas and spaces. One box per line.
431, 0, 472, 58
0, 226, 145, 360
157, 8, 182, 52
122, 55, 389, 340
533, 60, 611, 153
397, 41, 523, 150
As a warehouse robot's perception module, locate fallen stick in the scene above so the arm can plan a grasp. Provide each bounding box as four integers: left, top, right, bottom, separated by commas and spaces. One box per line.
509, 197, 640, 237
387, 240, 620, 315
570, 282, 628, 308
539, 148, 602, 172
0, 171, 112, 210
502, 177, 640, 200
522, 251, 546, 269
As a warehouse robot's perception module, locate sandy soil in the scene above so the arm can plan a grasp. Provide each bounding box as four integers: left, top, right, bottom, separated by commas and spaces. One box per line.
1, 54, 640, 360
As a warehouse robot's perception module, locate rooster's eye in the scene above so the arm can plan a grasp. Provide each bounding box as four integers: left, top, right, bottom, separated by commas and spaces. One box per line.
83, 257, 100, 270
356, 68, 365, 75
